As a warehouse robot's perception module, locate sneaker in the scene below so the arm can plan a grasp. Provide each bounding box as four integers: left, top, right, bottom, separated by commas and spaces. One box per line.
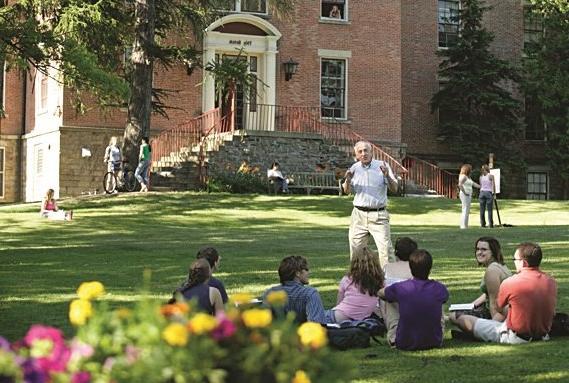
140, 184, 147, 192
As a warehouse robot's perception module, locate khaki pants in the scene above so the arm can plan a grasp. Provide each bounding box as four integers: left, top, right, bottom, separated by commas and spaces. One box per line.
348, 208, 395, 268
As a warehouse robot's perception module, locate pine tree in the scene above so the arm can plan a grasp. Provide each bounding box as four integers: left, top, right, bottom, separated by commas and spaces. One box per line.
523, 0, 569, 198
431, 0, 524, 175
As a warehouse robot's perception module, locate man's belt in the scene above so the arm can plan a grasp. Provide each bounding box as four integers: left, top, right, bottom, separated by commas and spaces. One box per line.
515, 332, 545, 342
354, 206, 386, 212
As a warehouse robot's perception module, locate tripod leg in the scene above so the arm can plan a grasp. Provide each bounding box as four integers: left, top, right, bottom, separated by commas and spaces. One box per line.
494, 197, 502, 227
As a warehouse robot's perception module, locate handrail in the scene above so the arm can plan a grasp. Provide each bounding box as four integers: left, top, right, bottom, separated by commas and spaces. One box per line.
402, 155, 457, 198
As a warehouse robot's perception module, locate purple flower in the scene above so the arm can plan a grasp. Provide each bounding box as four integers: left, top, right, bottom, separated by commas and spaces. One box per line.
0, 336, 10, 351
71, 371, 91, 383
21, 358, 48, 383
211, 316, 237, 341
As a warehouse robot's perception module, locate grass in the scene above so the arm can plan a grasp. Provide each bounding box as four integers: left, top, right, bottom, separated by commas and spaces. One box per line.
1, 192, 568, 383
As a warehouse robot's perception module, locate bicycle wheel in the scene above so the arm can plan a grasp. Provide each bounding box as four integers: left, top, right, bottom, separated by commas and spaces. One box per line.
103, 172, 118, 194
124, 170, 138, 192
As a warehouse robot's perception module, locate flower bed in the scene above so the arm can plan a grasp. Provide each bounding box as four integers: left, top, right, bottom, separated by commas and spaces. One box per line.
0, 282, 354, 383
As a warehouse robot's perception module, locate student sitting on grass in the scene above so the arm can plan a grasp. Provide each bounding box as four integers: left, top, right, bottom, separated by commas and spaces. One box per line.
382, 237, 417, 345
379, 249, 448, 350
169, 258, 224, 315
196, 246, 228, 304
262, 255, 332, 324
39, 188, 73, 221
327, 247, 384, 323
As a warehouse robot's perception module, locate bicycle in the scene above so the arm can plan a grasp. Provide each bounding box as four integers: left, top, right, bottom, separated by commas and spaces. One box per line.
103, 161, 138, 194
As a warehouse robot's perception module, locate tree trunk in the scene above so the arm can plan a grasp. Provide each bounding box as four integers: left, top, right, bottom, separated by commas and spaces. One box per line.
123, 0, 155, 166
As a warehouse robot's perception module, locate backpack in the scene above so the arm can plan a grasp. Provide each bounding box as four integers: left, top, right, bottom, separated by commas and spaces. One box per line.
326, 316, 386, 350
550, 312, 569, 337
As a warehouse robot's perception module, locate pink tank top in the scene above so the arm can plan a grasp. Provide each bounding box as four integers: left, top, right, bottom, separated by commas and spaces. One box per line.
44, 200, 56, 211
480, 174, 493, 192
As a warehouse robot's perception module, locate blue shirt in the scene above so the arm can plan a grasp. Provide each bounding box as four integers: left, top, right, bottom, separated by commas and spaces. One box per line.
263, 281, 328, 324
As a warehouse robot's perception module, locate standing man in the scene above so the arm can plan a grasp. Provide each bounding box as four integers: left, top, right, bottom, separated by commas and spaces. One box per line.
343, 140, 398, 267
450, 242, 557, 343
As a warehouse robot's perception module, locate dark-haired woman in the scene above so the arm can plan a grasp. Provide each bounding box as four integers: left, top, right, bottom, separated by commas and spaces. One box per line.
470, 237, 512, 320
170, 258, 224, 315
328, 247, 384, 322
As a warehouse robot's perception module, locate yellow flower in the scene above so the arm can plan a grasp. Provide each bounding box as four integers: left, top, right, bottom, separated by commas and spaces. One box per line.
292, 370, 311, 383
242, 308, 272, 329
115, 307, 132, 320
266, 290, 288, 306
188, 313, 218, 335
229, 292, 253, 306
77, 281, 105, 300
69, 299, 93, 326
162, 323, 188, 346
297, 322, 327, 349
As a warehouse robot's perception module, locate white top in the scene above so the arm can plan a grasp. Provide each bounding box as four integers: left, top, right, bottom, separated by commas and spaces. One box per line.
459, 174, 474, 195
349, 159, 396, 208
267, 169, 284, 179
105, 145, 121, 163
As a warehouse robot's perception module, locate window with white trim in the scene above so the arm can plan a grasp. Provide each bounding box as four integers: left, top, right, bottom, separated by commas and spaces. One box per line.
524, 4, 543, 50
527, 172, 548, 200
224, 0, 267, 14
0, 147, 4, 198
438, 0, 459, 48
0, 59, 5, 116
40, 73, 48, 110
320, 58, 346, 119
321, 0, 346, 21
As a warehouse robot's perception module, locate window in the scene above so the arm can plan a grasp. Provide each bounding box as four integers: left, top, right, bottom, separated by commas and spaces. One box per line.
40, 73, 48, 110
321, 58, 346, 119
0, 59, 5, 116
0, 147, 4, 199
438, 0, 459, 48
321, 0, 346, 21
524, 5, 543, 50
36, 147, 44, 175
527, 172, 548, 200
524, 96, 545, 141
223, 0, 266, 14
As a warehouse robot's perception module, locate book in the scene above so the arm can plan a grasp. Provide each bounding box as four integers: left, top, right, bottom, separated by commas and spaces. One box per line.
449, 303, 475, 311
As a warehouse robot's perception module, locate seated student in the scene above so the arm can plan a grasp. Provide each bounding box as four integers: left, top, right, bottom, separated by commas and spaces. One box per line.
262, 255, 331, 324
328, 247, 384, 322
39, 189, 73, 221
170, 259, 224, 315
196, 246, 228, 304
469, 237, 512, 320
379, 249, 449, 351
450, 242, 557, 344
267, 161, 289, 193
382, 237, 417, 345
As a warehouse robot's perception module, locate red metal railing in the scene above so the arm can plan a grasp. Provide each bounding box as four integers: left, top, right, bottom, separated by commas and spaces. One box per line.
402, 155, 457, 198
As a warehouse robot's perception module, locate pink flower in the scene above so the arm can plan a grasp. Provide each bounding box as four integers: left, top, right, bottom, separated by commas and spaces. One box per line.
70, 340, 94, 359
211, 314, 237, 340
23, 325, 71, 373
71, 371, 91, 383
125, 345, 140, 364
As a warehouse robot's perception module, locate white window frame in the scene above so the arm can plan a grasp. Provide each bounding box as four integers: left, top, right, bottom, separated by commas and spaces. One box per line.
526, 171, 548, 200
319, 50, 350, 121
38, 72, 49, 113
438, 0, 460, 49
1, 60, 6, 115
0, 147, 5, 199
225, 0, 268, 15
320, 0, 348, 22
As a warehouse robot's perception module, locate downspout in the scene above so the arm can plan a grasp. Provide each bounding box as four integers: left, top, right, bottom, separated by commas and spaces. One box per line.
19, 70, 27, 202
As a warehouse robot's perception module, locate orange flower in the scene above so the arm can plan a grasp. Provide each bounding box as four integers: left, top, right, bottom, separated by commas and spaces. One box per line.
160, 302, 190, 317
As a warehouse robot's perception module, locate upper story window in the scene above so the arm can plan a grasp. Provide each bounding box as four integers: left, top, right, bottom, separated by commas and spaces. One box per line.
523, 5, 543, 50
225, 0, 267, 14
40, 73, 48, 111
524, 96, 546, 141
321, 58, 346, 119
321, 0, 347, 21
438, 0, 459, 48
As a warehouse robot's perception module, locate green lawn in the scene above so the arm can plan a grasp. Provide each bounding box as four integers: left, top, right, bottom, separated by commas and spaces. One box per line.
1, 193, 568, 382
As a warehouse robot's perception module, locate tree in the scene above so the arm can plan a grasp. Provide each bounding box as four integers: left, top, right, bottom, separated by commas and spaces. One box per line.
1, 0, 293, 164
431, 0, 524, 176
522, 0, 569, 198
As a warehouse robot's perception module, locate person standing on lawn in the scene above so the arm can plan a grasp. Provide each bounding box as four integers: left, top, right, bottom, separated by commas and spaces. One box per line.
342, 140, 398, 268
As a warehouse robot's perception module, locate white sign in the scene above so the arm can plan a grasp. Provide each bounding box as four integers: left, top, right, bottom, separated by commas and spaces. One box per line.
81, 147, 92, 158
490, 168, 501, 194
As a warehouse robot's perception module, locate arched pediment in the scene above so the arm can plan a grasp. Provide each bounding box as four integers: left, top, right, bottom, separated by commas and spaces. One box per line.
206, 14, 282, 38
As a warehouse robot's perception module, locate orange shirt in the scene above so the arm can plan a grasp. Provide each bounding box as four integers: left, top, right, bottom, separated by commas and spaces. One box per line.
497, 267, 557, 336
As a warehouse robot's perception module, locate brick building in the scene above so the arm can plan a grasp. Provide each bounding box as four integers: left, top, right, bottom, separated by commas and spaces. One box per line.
0, 0, 558, 202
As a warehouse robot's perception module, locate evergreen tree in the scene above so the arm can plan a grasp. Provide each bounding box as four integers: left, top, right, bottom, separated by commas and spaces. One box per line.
523, 0, 569, 198
431, 0, 524, 175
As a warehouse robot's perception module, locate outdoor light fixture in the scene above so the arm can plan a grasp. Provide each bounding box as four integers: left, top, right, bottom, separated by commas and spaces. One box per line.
283, 57, 299, 81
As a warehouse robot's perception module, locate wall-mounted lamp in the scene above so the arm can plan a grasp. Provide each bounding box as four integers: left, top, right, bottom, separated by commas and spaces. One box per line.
283, 58, 299, 81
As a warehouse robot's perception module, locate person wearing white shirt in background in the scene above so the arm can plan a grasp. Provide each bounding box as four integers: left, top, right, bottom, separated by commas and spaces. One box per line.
342, 141, 398, 268
458, 164, 480, 229
267, 161, 289, 193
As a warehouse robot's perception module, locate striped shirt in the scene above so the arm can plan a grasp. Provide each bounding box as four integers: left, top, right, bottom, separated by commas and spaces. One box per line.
263, 281, 327, 323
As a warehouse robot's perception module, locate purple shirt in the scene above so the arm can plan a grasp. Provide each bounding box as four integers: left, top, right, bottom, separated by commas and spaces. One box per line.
384, 278, 449, 351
